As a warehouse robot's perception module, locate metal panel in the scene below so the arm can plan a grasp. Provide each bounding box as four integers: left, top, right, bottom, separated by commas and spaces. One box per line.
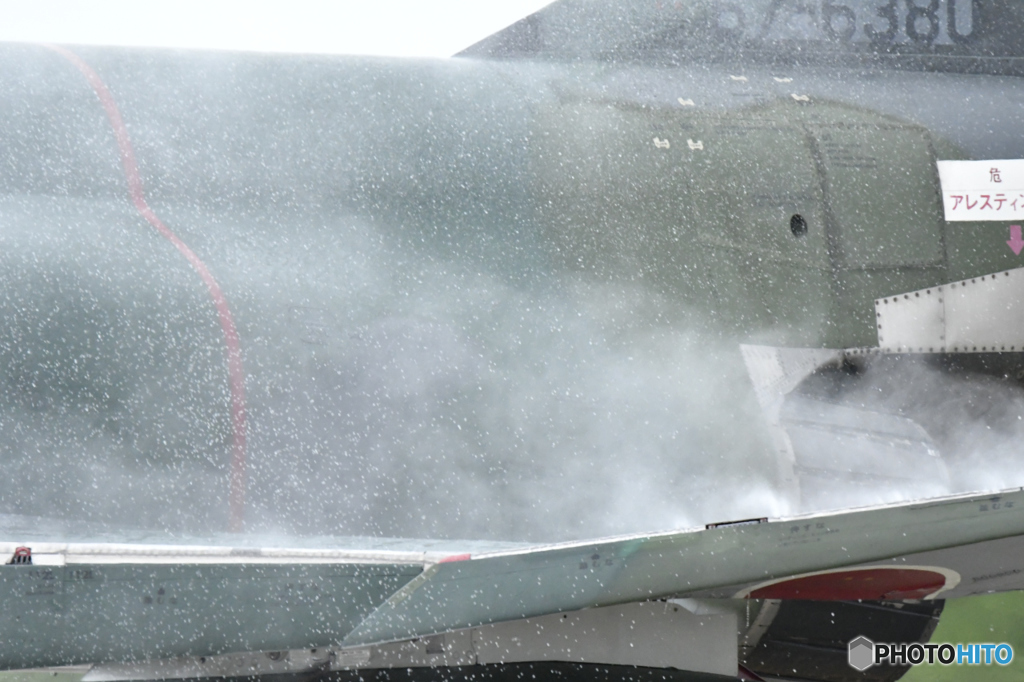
740, 344, 843, 506
945, 271, 1024, 351
83, 602, 737, 680
342, 488, 1024, 647
875, 267, 1024, 352
472, 601, 737, 675
0, 562, 421, 670
813, 125, 944, 269
874, 288, 945, 352
84, 649, 337, 681
872, 531, 1024, 599
782, 398, 945, 483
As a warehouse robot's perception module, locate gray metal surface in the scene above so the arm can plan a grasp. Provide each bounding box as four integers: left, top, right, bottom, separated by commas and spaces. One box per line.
876, 267, 1024, 352
6, 489, 1024, 670
0, 561, 420, 669
342, 488, 1024, 645
83, 601, 737, 679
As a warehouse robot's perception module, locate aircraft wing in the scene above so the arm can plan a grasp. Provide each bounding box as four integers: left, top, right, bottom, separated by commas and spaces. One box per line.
5, 487, 1024, 677
344, 487, 1024, 645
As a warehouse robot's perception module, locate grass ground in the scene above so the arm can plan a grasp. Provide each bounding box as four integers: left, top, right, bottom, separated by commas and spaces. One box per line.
902, 592, 1024, 681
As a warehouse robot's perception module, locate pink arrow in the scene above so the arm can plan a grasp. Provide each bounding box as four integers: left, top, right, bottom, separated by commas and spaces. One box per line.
1009, 225, 1024, 255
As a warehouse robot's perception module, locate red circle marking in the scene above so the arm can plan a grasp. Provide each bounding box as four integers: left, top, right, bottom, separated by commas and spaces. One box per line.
42, 44, 248, 532
748, 568, 947, 601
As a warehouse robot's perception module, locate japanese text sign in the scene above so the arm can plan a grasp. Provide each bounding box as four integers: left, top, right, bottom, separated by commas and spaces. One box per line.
938, 159, 1024, 221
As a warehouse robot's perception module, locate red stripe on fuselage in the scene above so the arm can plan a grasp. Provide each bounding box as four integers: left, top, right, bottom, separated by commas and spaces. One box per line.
43, 44, 248, 532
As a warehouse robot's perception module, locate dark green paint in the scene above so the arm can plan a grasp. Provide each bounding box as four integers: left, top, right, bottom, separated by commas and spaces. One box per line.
0, 563, 420, 669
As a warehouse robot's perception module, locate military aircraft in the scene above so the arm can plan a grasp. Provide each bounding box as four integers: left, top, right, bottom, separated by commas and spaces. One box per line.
4, 0, 1024, 680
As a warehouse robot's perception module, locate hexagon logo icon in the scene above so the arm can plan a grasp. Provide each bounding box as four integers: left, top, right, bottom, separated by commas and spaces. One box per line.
848, 636, 875, 671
